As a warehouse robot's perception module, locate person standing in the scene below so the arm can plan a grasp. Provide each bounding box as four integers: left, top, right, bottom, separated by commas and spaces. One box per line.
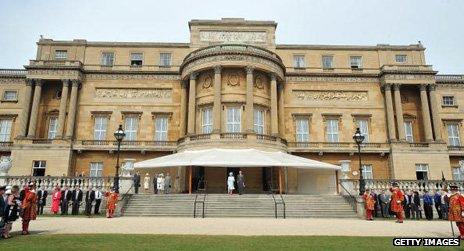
227, 172, 235, 195
50, 186, 61, 214
36, 185, 48, 215
133, 171, 141, 194
441, 190, 450, 220
84, 187, 95, 217
410, 190, 421, 220
433, 190, 442, 219
143, 173, 150, 193
94, 188, 103, 215
0, 186, 6, 235
164, 172, 172, 194
157, 173, 165, 194
362, 189, 375, 220
71, 186, 83, 215
153, 173, 158, 194
379, 190, 390, 218
390, 182, 405, 223
448, 185, 464, 239
105, 188, 119, 218
237, 171, 245, 195
403, 190, 411, 219
423, 190, 434, 220
21, 182, 38, 235
61, 186, 72, 215
2, 185, 20, 239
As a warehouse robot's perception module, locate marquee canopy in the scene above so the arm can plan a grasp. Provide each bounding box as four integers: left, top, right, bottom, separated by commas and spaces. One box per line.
134, 148, 340, 170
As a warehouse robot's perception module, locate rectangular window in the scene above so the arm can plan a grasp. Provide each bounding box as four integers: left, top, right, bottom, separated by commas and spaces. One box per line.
226, 107, 241, 133
93, 116, 108, 140
404, 121, 414, 143
356, 119, 369, 143
155, 116, 168, 141
159, 53, 172, 67
254, 108, 265, 134
447, 123, 461, 146
361, 164, 373, 179
47, 117, 58, 139
295, 117, 309, 142
90, 162, 103, 177
395, 54, 407, 63
350, 56, 362, 69
33, 160, 46, 176
322, 56, 333, 69
54, 50, 67, 60
442, 96, 455, 106
124, 116, 139, 140
3, 91, 18, 101
415, 164, 429, 180
202, 107, 213, 134
452, 167, 464, 181
130, 53, 143, 67
293, 55, 305, 68
326, 119, 339, 142
0, 119, 12, 142
101, 52, 114, 66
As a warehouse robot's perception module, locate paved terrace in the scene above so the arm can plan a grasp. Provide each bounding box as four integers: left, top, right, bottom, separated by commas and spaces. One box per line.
12, 217, 454, 237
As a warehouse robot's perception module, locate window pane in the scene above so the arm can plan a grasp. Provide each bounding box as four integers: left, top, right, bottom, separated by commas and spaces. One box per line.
226, 108, 241, 133
160, 53, 171, 66
55, 50, 67, 60
293, 55, 305, 68
93, 116, 108, 140
361, 164, 373, 179
48, 117, 58, 139
357, 119, 369, 143
202, 107, 212, 134
155, 116, 168, 141
322, 56, 333, 69
350, 56, 362, 68
447, 124, 460, 146
101, 52, 114, 66
254, 109, 265, 134
0, 119, 12, 141
90, 162, 103, 177
395, 55, 407, 63
404, 121, 414, 143
3, 91, 17, 101
296, 118, 309, 142
326, 119, 339, 142
124, 116, 138, 140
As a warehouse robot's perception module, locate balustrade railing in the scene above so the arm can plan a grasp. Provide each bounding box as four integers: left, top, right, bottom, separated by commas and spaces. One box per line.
0, 69, 26, 76
287, 141, 389, 150
183, 44, 282, 63
435, 75, 464, 82
0, 141, 13, 147
189, 134, 211, 141
409, 142, 429, 147
220, 133, 247, 140
340, 179, 464, 195
448, 145, 464, 151
32, 139, 53, 144
79, 140, 176, 147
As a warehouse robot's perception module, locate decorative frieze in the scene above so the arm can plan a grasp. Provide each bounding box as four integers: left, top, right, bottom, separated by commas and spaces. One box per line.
85, 74, 180, 81
293, 90, 368, 102
227, 71, 241, 87
0, 78, 25, 84
199, 31, 267, 43
95, 88, 172, 102
383, 74, 435, 81
286, 76, 377, 83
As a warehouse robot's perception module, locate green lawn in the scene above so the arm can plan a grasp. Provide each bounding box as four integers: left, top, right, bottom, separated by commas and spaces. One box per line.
0, 234, 461, 251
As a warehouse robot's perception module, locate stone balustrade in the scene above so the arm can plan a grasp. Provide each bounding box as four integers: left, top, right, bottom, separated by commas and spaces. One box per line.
28, 60, 83, 68
287, 141, 389, 153
0, 69, 26, 76
74, 140, 177, 152
435, 75, 464, 82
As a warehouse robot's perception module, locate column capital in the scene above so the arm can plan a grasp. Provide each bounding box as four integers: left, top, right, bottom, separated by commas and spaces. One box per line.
393, 83, 401, 91
269, 73, 277, 82
419, 84, 428, 91
214, 65, 222, 74
34, 79, 43, 86
190, 72, 198, 80
429, 84, 437, 91
382, 84, 392, 91
245, 66, 254, 74
61, 79, 70, 85
71, 79, 80, 87
25, 79, 34, 86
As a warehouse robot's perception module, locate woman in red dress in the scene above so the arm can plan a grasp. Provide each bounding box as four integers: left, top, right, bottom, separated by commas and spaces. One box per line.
51, 186, 61, 214
105, 188, 119, 218
390, 182, 405, 223
21, 182, 38, 235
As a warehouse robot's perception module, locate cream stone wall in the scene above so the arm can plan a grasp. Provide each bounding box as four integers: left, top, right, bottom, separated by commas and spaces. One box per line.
10, 146, 72, 176
0, 78, 27, 140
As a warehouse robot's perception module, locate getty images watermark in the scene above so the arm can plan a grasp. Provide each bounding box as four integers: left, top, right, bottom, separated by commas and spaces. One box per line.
393, 238, 460, 247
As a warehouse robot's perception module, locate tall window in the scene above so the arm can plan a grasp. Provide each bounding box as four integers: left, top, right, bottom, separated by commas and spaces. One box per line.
93, 116, 108, 140
293, 55, 305, 68
90, 162, 103, 177
361, 164, 373, 179
447, 123, 461, 146
350, 56, 362, 69
159, 53, 172, 67
395, 54, 407, 63
33, 160, 46, 176
442, 96, 455, 106
3, 91, 17, 101
226, 107, 241, 133
404, 121, 414, 143
322, 56, 333, 69
202, 107, 213, 134
155, 116, 168, 141
130, 53, 143, 66
452, 167, 464, 181
356, 119, 369, 143
124, 116, 138, 140
326, 119, 339, 142
415, 164, 429, 180
254, 108, 265, 134
101, 52, 114, 66
47, 117, 58, 139
295, 117, 309, 142
0, 119, 12, 141
54, 50, 67, 60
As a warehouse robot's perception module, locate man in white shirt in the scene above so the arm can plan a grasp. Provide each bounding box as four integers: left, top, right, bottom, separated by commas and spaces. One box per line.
94, 188, 103, 215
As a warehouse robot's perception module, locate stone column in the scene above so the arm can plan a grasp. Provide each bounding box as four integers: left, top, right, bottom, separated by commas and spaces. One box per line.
270, 73, 278, 136
179, 81, 188, 137
420, 84, 434, 142
213, 66, 222, 133
428, 85, 442, 141
383, 84, 396, 141
27, 79, 42, 138
278, 83, 285, 137
245, 66, 254, 133
393, 84, 405, 141
18, 79, 34, 137
56, 79, 69, 138
187, 73, 197, 135
65, 80, 79, 139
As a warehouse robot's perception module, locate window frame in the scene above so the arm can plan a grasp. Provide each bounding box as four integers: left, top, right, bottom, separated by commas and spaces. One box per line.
47, 116, 58, 139
395, 54, 407, 63
349, 56, 363, 69
201, 107, 213, 134
361, 164, 373, 179
293, 55, 305, 68
442, 96, 456, 107
226, 106, 241, 133
130, 52, 144, 67
253, 108, 265, 134
326, 118, 339, 143
93, 115, 108, 141
404, 120, 414, 143
54, 50, 68, 60
154, 115, 169, 141
101, 52, 115, 67
89, 162, 103, 177
452, 167, 464, 181
295, 116, 310, 142
0, 118, 13, 142
355, 118, 370, 143
2, 90, 18, 102
322, 55, 334, 69
159, 52, 172, 67
415, 163, 429, 180
447, 123, 461, 146
124, 115, 139, 141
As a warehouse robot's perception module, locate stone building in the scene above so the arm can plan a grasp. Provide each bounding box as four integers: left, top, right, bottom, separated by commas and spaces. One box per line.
0, 18, 463, 194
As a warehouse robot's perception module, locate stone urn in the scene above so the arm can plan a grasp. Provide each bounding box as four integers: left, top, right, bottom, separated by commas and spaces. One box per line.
121, 159, 135, 177
0, 156, 12, 176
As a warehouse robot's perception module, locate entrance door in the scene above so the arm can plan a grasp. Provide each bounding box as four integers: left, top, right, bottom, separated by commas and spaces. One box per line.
193, 166, 205, 192
262, 167, 273, 192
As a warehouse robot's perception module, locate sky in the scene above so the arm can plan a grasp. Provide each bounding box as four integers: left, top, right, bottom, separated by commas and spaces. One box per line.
0, 0, 463, 74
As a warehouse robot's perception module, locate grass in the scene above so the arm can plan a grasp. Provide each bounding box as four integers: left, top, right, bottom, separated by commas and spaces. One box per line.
0, 234, 461, 251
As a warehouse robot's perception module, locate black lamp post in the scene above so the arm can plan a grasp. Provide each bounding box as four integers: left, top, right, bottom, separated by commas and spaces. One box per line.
113, 124, 126, 193
353, 127, 365, 196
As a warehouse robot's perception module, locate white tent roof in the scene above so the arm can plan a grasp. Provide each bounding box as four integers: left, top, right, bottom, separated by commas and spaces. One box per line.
134, 148, 340, 170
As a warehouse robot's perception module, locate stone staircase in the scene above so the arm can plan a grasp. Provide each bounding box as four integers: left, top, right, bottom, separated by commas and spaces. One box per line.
123, 193, 357, 218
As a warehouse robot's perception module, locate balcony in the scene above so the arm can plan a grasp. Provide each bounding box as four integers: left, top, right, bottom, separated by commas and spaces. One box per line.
0, 141, 13, 151
27, 60, 83, 69
448, 145, 464, 156
380, 64, 435, 73
74, 140, 177, 152
287, 141, 390, 154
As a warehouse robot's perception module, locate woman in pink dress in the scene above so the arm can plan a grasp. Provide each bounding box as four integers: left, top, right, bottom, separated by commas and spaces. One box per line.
51, 186, 61, 214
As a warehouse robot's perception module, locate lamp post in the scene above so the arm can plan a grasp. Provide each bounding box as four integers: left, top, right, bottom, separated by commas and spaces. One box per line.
353, 127, 365, 196
113, 124, 125, 193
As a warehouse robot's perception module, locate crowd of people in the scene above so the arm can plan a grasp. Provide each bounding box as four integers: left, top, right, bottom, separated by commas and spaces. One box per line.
134, 171, 175, 194
363, 183, 464, 239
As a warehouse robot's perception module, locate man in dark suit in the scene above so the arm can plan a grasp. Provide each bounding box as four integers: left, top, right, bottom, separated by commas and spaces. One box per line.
61, 186, 72, 215
85, 187, 95, 217
133, 171, 141, 194
402, 190, 412, 219
71, 186, 83, 215
94, 188, 103, 215
36, 185, 48, 215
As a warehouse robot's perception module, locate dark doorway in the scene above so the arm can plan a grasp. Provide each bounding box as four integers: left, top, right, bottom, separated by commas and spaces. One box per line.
226, 167, 240, 192
262, 167, 273, 192
193, 166, 205, 192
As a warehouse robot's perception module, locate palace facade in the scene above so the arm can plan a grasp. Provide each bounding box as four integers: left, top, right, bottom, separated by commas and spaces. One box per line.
0, 18, 463, 194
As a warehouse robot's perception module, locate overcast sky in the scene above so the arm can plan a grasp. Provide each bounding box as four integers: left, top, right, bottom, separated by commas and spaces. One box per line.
0, 0, 462, 73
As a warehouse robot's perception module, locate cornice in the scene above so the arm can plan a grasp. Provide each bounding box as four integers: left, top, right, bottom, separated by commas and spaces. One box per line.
276, 44, 425, 51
